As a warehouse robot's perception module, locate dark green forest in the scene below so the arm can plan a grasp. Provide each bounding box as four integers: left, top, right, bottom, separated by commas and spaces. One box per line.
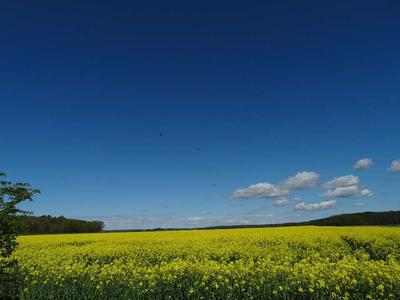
302, 211, 400, 226
15, 211, 400, 234
18, 215, 104, 234
109, 211, 400, 232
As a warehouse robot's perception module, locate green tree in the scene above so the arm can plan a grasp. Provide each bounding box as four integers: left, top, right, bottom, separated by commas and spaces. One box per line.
0, 171, 39, 299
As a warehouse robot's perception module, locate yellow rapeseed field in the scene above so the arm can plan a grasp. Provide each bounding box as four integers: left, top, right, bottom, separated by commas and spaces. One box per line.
13, 226, 400, 299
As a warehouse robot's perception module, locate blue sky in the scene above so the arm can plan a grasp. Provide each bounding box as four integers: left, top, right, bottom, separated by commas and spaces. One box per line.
1, 1, 399, 229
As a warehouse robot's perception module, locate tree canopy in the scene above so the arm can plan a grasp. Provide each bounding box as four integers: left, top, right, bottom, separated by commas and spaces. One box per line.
0, 171, 40, 298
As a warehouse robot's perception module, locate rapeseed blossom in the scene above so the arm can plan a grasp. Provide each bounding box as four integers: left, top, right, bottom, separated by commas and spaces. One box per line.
13, 226, 400, 299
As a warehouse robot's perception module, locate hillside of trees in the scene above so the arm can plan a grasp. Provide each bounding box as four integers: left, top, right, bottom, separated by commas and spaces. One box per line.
18, 215, 104, 234
18, 211, 400, 234
108, 211, 400, 232
210, 211, 400, 230
302, 211, 400, 226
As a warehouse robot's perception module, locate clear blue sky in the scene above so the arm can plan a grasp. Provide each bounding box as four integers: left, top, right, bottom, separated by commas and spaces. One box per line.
1, 1, 399, 229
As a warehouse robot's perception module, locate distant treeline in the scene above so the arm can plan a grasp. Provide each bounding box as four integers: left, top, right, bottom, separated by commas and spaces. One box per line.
108, 211, 400, 233
302, 211, 400, 226
201, 211, 400, 230
18, 215, 104, 234
18, 211, 400, 234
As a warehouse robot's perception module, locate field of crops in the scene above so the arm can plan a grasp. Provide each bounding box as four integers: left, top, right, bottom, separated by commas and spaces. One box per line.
12, 226, 400, 299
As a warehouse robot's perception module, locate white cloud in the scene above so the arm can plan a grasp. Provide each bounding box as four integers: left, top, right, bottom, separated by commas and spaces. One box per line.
321, 175, 373, 199
360, 189, 373, 197
322, 185, 373, 198
280, 171, 320, 190
274, 197, 290, 206
322, 175, 359, 189
322, 185, 359, 198
389, 160, 400, 172
293, 197, 303, 202
353, 158, 373, 170
322, 185, 373, 199
353, 202, 364, 207
231, 182, 289, 199
295, 200, 336, 211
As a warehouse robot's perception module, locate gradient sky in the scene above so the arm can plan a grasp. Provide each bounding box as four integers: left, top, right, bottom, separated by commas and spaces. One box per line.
1, 1, 400, 229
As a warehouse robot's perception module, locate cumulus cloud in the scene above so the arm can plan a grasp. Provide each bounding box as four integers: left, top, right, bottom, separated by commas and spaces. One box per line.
322, 175, 359, 189
389, 160, 400, 172
280, 171, 320, 190
231, 182, 289, 199
274, 197, 290, 206
353, 158, 373, 170
360, 189, 373, 197
233, 171, 372, 204
322, 185, 358, 198
322, 185, 373, 199
295, 200, 336, 211
321, 175, 372, 199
